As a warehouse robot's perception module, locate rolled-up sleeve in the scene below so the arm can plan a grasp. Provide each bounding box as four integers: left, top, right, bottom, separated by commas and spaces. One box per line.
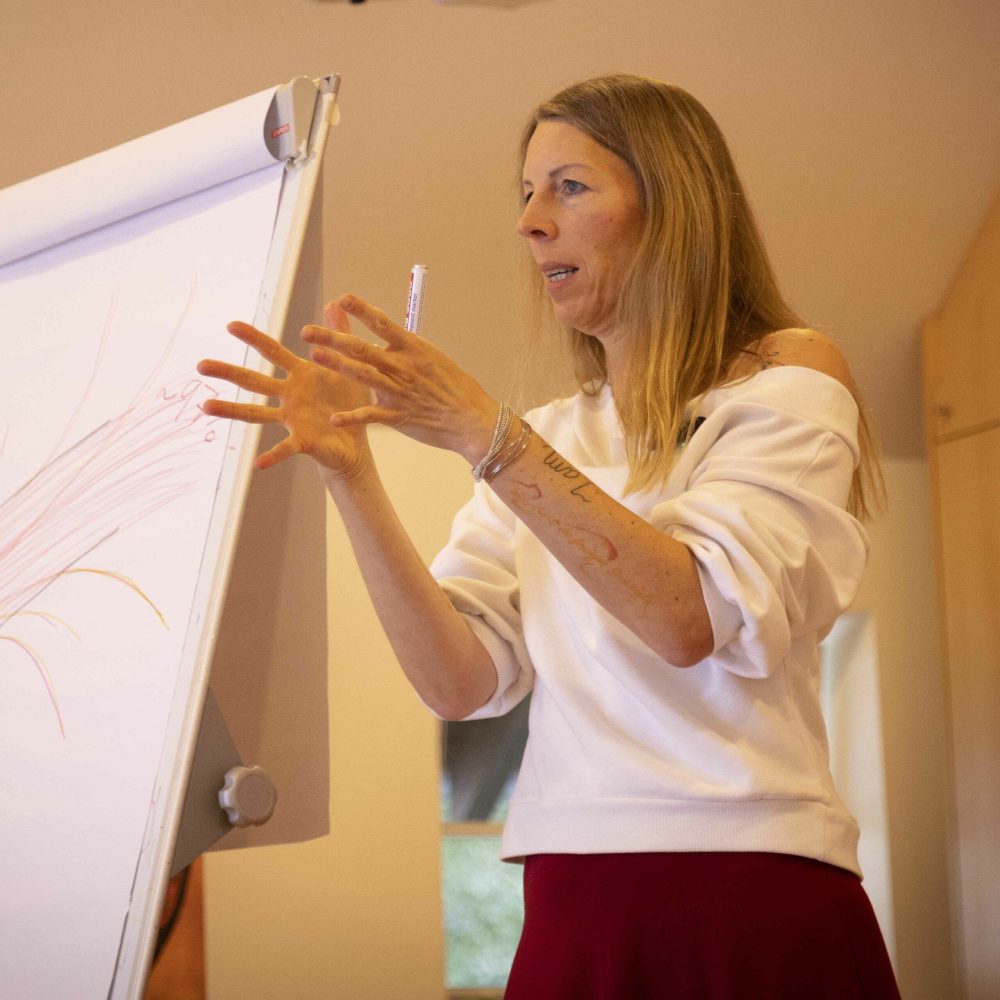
430, 481, 535, 719
650, 369, 870, 678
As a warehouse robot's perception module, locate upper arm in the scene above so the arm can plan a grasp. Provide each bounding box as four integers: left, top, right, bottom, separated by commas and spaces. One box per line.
430, 486, 536, 718
652, 353, 870, 677
731, 328, 856, 395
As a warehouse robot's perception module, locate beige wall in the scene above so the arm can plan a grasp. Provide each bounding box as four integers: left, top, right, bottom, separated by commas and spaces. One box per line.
5, 0, 1000, 457
852, 459, 958, 999
206, 430, 467, 1000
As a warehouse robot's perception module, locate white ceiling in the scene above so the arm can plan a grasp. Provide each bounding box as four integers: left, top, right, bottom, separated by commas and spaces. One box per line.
3, 0, 998, 458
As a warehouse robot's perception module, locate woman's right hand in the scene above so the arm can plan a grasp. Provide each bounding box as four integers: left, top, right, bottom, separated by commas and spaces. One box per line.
197, 302, 372, 477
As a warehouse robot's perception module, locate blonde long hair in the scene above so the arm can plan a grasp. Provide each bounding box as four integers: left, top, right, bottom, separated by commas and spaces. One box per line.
520, 75, 883, 520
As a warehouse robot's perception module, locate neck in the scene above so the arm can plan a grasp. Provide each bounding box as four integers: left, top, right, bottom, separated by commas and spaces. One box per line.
601, 334, 628, 399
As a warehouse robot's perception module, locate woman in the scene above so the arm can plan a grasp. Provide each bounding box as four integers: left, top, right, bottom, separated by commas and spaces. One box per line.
199, 75, 898, 998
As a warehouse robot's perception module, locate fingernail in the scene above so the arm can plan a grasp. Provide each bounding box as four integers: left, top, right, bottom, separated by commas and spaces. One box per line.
340, 294, 355, 310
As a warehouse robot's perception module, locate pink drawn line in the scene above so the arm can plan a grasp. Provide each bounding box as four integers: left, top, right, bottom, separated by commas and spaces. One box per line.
125, 277, 199, 411
39, 289, 117, 470
1, 634, 65, 738
0, 373, 208, 736
1, 278, 205, 609
0, 371, 217, 618
37, 277, 198, 470
0, 282, 231, 735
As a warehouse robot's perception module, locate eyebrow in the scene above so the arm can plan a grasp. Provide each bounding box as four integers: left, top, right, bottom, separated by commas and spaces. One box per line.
522, 163, 592, 187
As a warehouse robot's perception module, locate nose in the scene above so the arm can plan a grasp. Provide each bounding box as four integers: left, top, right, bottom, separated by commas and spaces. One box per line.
516, 195, 556, 241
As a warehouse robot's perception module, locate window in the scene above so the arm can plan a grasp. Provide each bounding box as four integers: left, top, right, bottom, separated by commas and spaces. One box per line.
819, 613, 896, 961
440, 698, 530, 996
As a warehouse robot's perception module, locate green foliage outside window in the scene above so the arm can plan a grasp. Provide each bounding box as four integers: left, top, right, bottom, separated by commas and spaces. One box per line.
442, 836, 524, 990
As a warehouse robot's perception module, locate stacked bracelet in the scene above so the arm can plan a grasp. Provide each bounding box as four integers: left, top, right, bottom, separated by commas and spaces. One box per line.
472, 403, 515, 481
482, 417, 532, 483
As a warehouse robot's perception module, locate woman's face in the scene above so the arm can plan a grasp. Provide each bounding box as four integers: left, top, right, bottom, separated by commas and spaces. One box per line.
518, 120, 643, 342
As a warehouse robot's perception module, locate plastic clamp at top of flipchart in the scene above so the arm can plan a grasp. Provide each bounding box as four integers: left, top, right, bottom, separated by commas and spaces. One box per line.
108, 73, 341, 1000
256, 74, 341, 340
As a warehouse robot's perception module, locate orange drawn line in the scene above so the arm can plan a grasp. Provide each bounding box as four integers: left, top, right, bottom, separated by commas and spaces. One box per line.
63, 568, 168, 628
5, 610, 82, 641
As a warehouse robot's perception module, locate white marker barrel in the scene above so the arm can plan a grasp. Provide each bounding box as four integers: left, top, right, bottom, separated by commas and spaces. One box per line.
405, 263, 429, 333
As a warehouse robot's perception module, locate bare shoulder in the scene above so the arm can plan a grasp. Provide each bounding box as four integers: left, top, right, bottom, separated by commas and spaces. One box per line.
732, 328, 856, 393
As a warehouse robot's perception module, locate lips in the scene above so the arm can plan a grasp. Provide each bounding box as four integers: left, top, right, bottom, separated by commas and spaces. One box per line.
539, 262, 579, 283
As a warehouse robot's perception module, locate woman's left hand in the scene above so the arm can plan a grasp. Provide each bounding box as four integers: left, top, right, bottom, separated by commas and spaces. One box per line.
302, 294, 499, 466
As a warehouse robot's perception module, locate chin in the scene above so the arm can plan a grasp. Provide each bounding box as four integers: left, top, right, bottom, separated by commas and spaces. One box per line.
553, 309, 596, 337
569, 321, 612, 342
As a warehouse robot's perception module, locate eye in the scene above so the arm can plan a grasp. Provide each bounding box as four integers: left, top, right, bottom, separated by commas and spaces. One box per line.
560, 179, 586, 195
521, 189, 533, 205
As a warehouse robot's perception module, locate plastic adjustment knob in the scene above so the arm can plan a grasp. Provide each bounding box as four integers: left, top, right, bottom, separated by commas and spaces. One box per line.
218, 766, 277, 828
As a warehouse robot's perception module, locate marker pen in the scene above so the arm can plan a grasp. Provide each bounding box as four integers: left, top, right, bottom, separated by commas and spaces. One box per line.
405, 263, 428, 333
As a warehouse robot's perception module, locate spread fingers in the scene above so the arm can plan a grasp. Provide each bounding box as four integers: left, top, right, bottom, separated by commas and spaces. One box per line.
226, 321, 300, 370
200, 398, 282, 425
335, 294, 409, 347
196, 359, 284, 397
308, 343, 409, 392
303, 326, 411, 381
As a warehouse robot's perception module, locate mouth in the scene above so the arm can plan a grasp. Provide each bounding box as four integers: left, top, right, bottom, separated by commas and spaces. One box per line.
542, 265, 578, 284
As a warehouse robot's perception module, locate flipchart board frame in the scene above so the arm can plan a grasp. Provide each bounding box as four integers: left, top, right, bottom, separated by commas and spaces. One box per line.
107, 73, 341, 1000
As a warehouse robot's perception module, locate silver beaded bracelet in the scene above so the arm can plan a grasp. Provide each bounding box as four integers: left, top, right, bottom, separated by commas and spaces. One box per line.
482, 418, 533, 483
472, 402, 515, 481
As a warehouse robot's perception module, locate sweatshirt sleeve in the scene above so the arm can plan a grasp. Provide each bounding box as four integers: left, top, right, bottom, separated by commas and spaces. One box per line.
649, 367, 870, 678
429, 480, 535, 720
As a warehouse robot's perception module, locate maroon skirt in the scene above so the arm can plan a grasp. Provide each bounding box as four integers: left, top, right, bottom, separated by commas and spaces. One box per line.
504, 852, 900, 1000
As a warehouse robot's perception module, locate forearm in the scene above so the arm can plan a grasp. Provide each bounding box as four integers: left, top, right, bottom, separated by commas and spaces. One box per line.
484, 426, 713, 667
292, 294, 711, 666
322, 461, 499, 720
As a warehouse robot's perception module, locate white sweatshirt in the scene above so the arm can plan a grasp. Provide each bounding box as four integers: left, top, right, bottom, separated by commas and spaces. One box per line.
430, 366, 870, 877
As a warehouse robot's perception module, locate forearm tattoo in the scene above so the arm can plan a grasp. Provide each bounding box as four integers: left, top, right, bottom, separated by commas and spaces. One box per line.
542, 450, 580, 478
542, 449, 598, 502
509, 449, 617, 564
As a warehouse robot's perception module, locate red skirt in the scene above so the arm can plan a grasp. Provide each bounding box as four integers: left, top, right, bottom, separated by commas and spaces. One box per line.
504, 852, 900, 1000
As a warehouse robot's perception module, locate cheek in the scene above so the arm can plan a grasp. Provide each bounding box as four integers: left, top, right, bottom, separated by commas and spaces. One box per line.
611, 214, 642, 268
597, 222, 638, 273
582, 220, 626, 272
596, 214, 623, 242
594, 211, 640, 255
